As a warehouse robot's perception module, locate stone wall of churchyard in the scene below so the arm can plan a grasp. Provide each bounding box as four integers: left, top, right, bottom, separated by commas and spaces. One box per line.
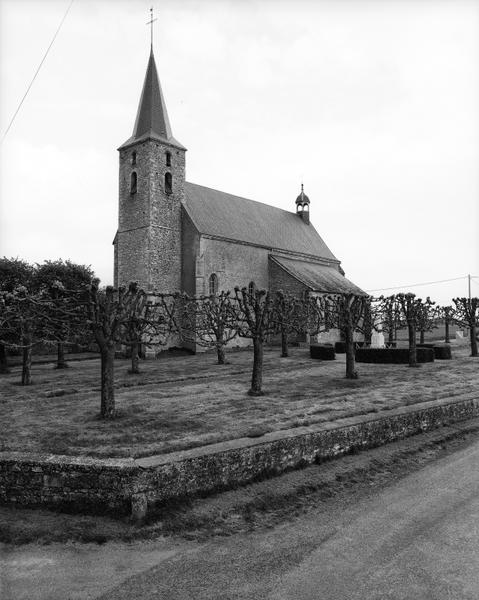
1, 397, 478, 520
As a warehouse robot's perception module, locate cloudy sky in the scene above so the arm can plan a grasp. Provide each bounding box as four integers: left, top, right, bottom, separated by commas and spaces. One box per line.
1, 0, 478, 304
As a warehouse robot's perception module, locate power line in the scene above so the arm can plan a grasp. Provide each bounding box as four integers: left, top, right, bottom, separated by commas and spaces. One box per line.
366, 275, 469, 293
1, 0, 75, 144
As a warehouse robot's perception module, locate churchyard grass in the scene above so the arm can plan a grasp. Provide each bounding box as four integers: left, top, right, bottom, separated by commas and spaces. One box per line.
1, 342, 477, 459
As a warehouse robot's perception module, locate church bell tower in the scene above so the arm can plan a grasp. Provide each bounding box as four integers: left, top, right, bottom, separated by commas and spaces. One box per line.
114, 41, 186, 293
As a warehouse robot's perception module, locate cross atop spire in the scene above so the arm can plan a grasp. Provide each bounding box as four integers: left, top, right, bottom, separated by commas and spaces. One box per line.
146, 6, 157, 48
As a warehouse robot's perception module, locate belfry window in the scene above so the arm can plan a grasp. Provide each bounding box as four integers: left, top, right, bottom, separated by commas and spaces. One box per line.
131, 151, 137, 166
130, 171, 137, 195
248, 281, 256, 296
165, 172, 172, 194
209, 273, 218, 295
165, 151, 171, 167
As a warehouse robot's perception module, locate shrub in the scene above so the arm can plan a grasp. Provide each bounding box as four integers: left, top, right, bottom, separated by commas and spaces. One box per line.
356, 347, 435, 364
310, 344, 335, 360
417, 344, 452, 360
334, 341, 366, 354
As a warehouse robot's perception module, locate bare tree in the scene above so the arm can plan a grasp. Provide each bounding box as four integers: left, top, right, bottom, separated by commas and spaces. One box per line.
329, 293, 370, 379
395, 293, 434, 367
272, 291, 306, 358
416, 299, 439, 344
83, 284, 179, 418
378, 295, 403, 347
453, 297, 478, 357
0, 258, 34, 374
182, 292, 238, 364
0, 283, 66, 385
34, 259, 95, 369
234, 286, 276, 396
440, 305, 456, 344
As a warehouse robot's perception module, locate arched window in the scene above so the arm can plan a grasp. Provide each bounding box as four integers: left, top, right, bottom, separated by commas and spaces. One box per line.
130, 171, 137, 195
165, 172, 172, 194
209, 273, 218, 295
131, 151, 137, 166
248, 281, 256, 296
165, 151, 171, 167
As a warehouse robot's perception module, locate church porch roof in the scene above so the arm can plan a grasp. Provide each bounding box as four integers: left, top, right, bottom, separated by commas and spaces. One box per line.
270, 255, 366, 296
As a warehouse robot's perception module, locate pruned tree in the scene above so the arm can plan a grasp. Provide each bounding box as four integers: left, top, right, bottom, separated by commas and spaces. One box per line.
182, 292, 238, 364
34, 259, 95, 369
0, 283, 64, 385
377, 295, 403, 347
0, 257, 34, 373
453, 297, 478, 357
234, 286, 276, 396
415, 298, 440, 344
304, 293, 333, 341
272, 291, 306, 358
440, 305, 456, 344
329, 293, 370, 379
83, 282, 181, 417
395, 293, 434, 367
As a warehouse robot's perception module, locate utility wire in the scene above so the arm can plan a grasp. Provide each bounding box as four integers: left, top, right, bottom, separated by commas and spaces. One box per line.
366, 275, 469, 293
1, 0, 75, 143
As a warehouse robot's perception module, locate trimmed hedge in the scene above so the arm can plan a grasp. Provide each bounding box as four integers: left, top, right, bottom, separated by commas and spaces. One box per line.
356, 347, 435, 364
334, 341, 366, 354
417, 344, 452, 360
310, 344, 335, 360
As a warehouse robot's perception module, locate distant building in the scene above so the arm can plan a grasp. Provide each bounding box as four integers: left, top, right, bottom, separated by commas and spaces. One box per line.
113, 47, 364, 347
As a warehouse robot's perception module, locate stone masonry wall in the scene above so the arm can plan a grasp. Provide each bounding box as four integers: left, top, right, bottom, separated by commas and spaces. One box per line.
268, 257, 309, 296
197, 237, 270, 296
1, 397, 478, 520
116, 140, 185, 293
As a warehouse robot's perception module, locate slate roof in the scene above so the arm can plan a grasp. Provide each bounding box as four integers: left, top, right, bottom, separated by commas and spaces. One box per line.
119, 49, 185, 151
183, 182, 339, 261
270, 255, 366, 295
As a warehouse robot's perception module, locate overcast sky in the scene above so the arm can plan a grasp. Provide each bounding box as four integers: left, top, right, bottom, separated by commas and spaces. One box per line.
1, 0, 478, 304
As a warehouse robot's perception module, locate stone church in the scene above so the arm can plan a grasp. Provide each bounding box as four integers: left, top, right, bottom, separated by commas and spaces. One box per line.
113, 47, 363, 313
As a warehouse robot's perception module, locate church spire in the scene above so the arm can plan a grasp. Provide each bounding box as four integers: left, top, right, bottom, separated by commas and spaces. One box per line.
119, 19, 185, 150
132, 48, 173, 141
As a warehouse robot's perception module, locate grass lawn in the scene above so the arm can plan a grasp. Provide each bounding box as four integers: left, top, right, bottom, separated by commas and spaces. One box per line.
1, 342, 477, 459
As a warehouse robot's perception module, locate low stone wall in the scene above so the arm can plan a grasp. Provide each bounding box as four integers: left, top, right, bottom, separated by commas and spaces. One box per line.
1, 395, 478, 520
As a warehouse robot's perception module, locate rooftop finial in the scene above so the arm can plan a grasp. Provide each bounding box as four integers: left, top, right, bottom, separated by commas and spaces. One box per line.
147, 6, 157, 49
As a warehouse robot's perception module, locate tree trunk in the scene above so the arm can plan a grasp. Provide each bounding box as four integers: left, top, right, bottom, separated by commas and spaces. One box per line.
21, 342, 32, 385
470, 324, 478, 357
129, 342, 140, 374
408, 321, 418, 367
345, 323, 358, 379
444, 319, 450, 344
216, 344, 226, 365
419, 329, 425, 345
281, 328, 289, 358
100, 344, 116, 418
249, 337, 264, 396
388, 324, 394, 345
0, 344, 9, 374
56, 342, 68, 369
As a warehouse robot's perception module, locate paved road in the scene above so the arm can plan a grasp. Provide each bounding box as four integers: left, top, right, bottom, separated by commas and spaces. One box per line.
2, 436, 479, 600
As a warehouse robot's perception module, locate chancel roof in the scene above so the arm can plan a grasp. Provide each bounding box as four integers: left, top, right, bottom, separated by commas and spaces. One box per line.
183, 182, 339, 262
270, 255, 366, 295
